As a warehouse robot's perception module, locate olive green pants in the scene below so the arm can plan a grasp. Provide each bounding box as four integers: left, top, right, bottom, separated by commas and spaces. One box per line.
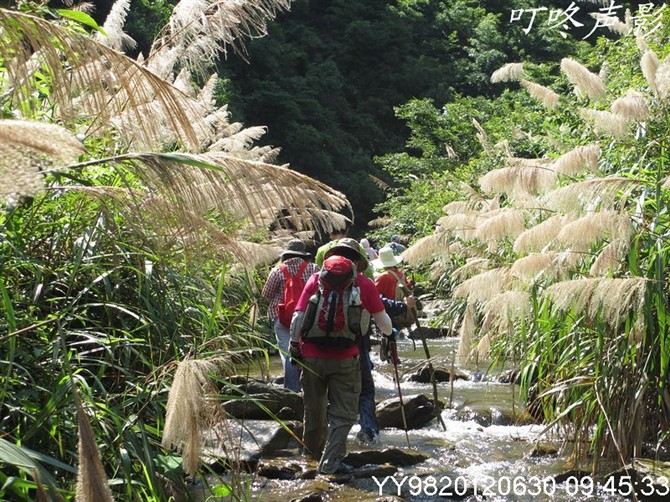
301, 355, 361, 474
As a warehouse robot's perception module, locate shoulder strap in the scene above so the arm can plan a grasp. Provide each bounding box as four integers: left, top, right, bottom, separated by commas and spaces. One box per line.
280, 260, 309, 280
388, 269, 412, 296
279, 263, 291, 281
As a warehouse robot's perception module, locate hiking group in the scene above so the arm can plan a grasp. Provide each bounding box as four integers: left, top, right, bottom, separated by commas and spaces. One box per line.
261, 227, 417, 476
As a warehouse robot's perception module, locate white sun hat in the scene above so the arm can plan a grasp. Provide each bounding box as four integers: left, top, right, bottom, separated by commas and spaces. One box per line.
373, 246, 403, 269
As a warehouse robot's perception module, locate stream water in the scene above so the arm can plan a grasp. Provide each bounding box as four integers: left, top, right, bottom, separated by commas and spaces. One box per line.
208, 329, 635, 501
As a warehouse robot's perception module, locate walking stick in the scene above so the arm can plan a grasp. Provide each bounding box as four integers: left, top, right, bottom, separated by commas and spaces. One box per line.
395, 279, 447, 431
388, 336, 411, 448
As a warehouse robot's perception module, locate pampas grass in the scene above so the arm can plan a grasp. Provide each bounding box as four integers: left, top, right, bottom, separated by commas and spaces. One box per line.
453, 267, 512, 303
555, 211, 632, 250
561, 58, 606, 102
456, 302, 476, 364
580, 109, 630, 137
474, 208, 526, 246
611, 90, 650, 121
589, 13, 631, 36
545, 277, 648, 329
513, 215, 570, 254
641, 50, 660, 94
511, 252, 564, 283
483, 290, 532, 326
74, 392, 114, 502
540, 177, 638, 213
95, 0, 136, 52
0, 120, 85, 204
520, 79, 560, 109
553, 145, 600, 176
162, 358, 225, 476
452, 258, 491, 282
589, 240, 628, 277
656, 55, 670, 103
436, 214, 480, 241
490, 63, 525, 83
479, 163, 557, 199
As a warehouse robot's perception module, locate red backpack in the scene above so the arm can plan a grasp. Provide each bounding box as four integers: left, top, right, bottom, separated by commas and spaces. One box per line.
299, 256, 364, 348
276, 261, 310, 327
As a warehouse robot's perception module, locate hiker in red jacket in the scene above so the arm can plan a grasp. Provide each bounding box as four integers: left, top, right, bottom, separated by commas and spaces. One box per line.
262, 239, 319, 392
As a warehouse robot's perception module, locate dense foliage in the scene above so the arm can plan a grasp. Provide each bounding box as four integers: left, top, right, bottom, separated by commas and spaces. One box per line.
218, 0, 585, 227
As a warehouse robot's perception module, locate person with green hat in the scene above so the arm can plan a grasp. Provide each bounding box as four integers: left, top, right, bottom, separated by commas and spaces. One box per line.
289, 238, 392, 475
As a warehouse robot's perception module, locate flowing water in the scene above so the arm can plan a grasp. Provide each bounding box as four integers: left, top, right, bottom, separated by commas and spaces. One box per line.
212, 332, 632, 501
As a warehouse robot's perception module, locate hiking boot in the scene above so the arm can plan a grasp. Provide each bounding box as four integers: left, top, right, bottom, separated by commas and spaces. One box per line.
356, 429, 379, 445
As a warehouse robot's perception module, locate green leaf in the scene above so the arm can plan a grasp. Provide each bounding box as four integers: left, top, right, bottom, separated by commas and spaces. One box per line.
57, 9, 106, 35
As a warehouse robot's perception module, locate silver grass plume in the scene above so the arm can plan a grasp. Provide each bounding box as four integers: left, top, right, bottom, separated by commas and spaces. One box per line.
513, 215, 571, 254
545, 277, 648, 329
162, 358, 224, 476
436, 213, 482, 241
456, 302, 476, 364
198, 74, 219, 109
474, 208, 526, 248
0, 120, 85, 205
553, 145, 600, 176
589, 13, 631, 36
540, 177, 639, 214
483, 290, 532, 329
475, 332, 491, 363
490, 63, 525, 83
519, 79, 560, 109
560, 58, 606, 102
453, 267, 513, 303
479, 162, 557, 199
555, 211, 632, 251
443, 200, 476, 216
74, 391, 115, 502
471, 118, 490, 151
95, 0, 136, 51
511, 251, 579, 284
589, 240, 628, 277
656, 55, 670, 103
403, 233, 450, 264
149, 0, 292, 78
611, 90, 650, 121
451, 258, 491, 282
641, 50, 660, 95
580, 108, 630, 137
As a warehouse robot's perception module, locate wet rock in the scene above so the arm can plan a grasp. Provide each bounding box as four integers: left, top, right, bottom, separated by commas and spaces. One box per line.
221, 377, 303, 420
376, 394, 444, 430
529, 442, 559, 457
345, 448, 429, 468
405, 364, 469, 383
256, 460, 303, 480
455, 406, 532, 427
408, 326, 456, 339
352, 463, 398, 479
606, 458, 670, 500
202, 419, 302, 468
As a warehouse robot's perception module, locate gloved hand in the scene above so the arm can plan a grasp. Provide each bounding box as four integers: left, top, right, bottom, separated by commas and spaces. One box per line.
379, 331, 396, 363
289, 341, 301, 365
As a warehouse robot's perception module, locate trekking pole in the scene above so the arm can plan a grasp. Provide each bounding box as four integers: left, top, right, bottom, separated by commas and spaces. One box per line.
398, 281, 447, 431
388, 337, 411, 448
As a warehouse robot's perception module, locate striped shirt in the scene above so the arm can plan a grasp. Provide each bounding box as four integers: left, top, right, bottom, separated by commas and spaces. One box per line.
261, 258, 320, 321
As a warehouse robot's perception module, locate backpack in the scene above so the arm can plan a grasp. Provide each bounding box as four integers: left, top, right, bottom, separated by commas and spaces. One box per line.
276, 261, 310, 328
386, 269, 414, 330
300, 256, 366, 348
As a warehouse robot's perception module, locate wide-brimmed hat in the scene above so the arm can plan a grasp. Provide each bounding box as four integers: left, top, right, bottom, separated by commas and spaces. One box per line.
373, 246, 403, 269
280, 239, 310, 258
324, 237, 365, 261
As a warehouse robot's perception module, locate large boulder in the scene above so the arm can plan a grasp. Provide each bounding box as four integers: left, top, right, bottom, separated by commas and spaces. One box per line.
221, 377, 303, 420
405, 364, 469, 383
376, 394, 443, 430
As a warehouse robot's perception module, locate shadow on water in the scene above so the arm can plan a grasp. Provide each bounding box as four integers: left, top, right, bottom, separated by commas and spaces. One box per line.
203, 334, 631, 501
